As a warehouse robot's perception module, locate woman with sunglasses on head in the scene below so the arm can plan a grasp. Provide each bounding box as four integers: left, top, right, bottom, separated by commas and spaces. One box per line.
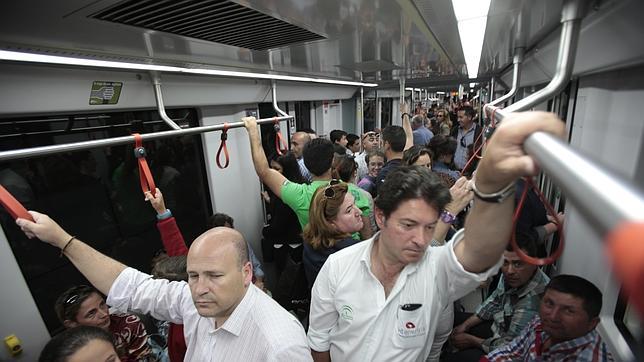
54, 285, 155, 362
40, 325, 120, 362
302, 182, 364, 289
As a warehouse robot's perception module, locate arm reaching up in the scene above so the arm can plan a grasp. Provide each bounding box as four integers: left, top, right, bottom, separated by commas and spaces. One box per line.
16, 211, 126, 295
243, 117, 288, 198
400, 102, 413, 151
145, 188, 188, 256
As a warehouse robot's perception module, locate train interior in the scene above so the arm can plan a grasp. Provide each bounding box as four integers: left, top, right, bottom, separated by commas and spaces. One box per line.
0, 0, 643, 360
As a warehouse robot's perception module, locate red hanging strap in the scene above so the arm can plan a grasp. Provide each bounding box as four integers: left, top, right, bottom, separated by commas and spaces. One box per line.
0, 184, 33, 221
510, 177, 565, 265
216, 123, 230, 169
459, 106, 501, 176
274, 117, 288, 156
133, 133, 156, 197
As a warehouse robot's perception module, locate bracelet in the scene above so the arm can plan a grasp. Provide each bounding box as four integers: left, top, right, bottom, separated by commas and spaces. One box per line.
156, 209, 172, 220
471, 180, 515, 203
401, 113, 410, 119
60, 236, 76, 257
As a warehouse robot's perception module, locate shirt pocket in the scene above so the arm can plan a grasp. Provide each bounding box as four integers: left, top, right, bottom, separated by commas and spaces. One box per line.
393, 304, 427, 349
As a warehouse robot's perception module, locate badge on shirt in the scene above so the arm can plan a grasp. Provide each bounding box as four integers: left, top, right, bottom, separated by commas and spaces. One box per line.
340, 305, 354, 321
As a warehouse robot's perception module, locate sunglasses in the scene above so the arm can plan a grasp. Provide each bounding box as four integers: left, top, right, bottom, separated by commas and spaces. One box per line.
323, 179, 341, 199
65, 294, 80, 305
460, 136, 469, 148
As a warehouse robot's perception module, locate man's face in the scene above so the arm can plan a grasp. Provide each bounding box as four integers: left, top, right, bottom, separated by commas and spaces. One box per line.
457, 110, 473, 128
375, 198, 439, 265
501, 250, 537, 289
290, 133, 308, 159
362, 133, 378, 152
187, 235, 251, 321
67, 292, 111, 330
348, 140, 361, 154
338, 135, 348, 147
539, 289, 599, 342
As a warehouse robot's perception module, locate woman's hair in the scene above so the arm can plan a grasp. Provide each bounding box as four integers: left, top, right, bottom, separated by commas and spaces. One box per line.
365, 149, 385, 165
270, 151, 306, 184
427, 134, 457, 159
152, 255, 188, 282
303, 182, 351, 249
39, 326, 115, 362
54, 285, 101, 324
332, 155, 357, 182
402, 145, 432, 166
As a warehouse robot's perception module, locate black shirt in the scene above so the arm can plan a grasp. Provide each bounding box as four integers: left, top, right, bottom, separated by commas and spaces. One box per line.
375, 158, 403, 196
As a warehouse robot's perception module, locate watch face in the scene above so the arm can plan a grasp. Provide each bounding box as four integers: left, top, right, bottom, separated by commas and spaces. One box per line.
441, 211, 456, 224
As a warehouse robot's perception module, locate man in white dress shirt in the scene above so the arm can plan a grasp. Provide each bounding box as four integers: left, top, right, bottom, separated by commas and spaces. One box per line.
18, 219, 312, 361
307, 111, 565, 362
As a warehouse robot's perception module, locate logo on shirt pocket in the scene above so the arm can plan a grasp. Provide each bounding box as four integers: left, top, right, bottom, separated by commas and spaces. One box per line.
394, 303, 427, 349
340, 305, 354, 321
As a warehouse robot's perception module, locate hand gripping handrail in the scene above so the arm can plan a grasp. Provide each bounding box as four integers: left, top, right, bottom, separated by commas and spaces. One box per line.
0, 116, 294, 162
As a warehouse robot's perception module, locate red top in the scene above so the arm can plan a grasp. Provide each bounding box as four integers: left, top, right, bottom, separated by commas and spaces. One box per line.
109, 313, 154, 362
156, 217, 189, 362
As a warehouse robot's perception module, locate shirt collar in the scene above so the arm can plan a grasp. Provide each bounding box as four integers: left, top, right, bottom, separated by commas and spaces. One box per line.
214, 284, 257, 336
504, 268, 549, 298
537, 316, 601, 354
359, 232, 420, 277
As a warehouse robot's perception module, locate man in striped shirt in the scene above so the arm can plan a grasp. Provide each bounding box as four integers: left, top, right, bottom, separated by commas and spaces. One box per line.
485, 275, 614, 362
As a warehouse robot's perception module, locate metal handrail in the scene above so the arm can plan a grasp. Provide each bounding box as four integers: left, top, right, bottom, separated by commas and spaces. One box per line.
483, 0, 644, 236
488, 48, 524, 107
0, 116, 293, 162
151, 72, 182, 130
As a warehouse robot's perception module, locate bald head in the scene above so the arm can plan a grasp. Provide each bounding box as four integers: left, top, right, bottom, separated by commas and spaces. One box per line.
189, 227, 249, 268
291, 132, 311, 158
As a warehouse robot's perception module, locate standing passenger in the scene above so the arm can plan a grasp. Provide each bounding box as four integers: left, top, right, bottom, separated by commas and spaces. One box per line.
355, 131, 379, 181
290, 131, 313, 182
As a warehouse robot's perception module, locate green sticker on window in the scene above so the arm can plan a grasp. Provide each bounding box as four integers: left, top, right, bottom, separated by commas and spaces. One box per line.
89, 81, 122, 105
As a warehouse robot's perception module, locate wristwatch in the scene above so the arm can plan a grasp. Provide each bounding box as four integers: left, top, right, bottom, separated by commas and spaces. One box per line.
440, 210, 457, 224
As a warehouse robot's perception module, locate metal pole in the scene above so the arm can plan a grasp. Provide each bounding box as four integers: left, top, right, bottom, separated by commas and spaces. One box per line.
150, 72, 182, 130
271, 80, 289, 117
360, 83, 364, 136
0, 116, 293, 162
488, 48, 524, 107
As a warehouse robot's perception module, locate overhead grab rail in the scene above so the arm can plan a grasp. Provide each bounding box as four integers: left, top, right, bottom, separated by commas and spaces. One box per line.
151, 72, 182, 131
271, 80, 290, 155
484, 0, 644, 316
487, 48, 524, 107
0, 115, 294, 163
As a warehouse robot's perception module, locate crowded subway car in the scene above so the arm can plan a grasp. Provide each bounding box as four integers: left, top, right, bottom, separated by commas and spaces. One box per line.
0, 0, 643, 361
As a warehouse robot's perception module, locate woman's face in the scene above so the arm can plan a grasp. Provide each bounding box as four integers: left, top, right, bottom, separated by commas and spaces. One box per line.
67, 339, 120, 362
368, 156, 385, 177
331, 193, 363, 234
66, 293, 110, 331
270, 160, 283, 174
413, 153, 432, 169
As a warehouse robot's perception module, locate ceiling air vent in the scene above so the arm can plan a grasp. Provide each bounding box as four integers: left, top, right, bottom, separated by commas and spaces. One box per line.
90, 0, 325, 51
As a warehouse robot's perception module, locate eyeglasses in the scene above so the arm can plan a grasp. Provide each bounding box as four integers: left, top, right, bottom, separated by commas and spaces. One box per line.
324, 179, 341, 199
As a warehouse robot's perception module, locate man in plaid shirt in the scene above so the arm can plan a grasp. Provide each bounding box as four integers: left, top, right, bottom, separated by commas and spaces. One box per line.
485, 275, 614, 362
446, 229, 549, 361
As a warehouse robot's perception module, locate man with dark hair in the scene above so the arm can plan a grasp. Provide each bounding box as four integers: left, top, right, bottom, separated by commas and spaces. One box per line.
329, 129, 348, 147
411, 114, 434, 146
375, 103, 414, 195
18, 215, 312, 361
346, 133, 360, 155
451, 105, 482, 172
243, 118, 373, 239
446, 228, 550, 360
307, 111, 566, 361
486, 275, 614, 361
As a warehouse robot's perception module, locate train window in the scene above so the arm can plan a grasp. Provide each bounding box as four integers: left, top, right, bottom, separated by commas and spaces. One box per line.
614, 289, 643, 353
0, 108, 212, 333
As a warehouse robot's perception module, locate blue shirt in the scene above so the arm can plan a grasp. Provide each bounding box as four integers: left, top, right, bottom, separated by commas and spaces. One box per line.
413, 126, 434, 146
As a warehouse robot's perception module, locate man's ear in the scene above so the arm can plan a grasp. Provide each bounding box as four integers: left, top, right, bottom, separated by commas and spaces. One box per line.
588, 316, 600, 331
242, 261, 253, 287
63, 319, 78, 329
375, 208, 386, 229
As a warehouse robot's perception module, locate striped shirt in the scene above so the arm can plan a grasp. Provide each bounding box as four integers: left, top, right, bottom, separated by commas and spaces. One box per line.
476, 269, 549, 352
487, 316, 614, 361
108, 268, 312, 362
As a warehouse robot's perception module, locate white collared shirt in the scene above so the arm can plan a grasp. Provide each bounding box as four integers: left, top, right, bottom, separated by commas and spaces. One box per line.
355, 151, 368, 181
107, 268, 312, 362
307, 229, 502, 362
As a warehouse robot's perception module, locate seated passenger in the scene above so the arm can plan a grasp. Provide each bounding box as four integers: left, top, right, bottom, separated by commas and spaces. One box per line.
306, 111, 565, 361
446, 229, 549, 361
485, 275, 614, 362
19, 214, 312, 361
39, 325, 120, 362
302, 182, 363, 288
54, 285, 154, 362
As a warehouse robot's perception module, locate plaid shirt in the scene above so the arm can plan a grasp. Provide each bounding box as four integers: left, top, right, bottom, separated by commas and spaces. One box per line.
486, 316, 615, 361
476, 269, 549, 352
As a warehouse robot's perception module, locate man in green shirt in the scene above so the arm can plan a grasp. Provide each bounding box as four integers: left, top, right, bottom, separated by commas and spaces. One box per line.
243, 117, 373, 240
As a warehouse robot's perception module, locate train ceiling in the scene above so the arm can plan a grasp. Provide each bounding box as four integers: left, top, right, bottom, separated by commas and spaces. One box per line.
0, 0, 565, 87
